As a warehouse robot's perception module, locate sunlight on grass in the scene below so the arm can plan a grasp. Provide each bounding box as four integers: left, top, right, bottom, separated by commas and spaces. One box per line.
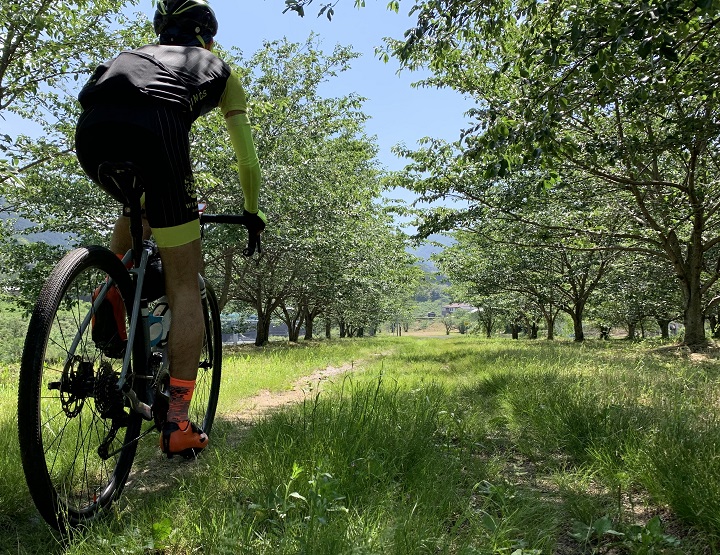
4, 336, 719, 553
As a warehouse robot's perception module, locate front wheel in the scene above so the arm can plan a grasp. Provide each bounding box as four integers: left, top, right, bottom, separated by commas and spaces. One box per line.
18, 246, 141, 531
189, 277, 222, 436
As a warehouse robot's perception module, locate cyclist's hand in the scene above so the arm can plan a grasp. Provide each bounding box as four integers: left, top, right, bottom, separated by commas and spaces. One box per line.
243, 209, 266, 256
243, 209, 266, 236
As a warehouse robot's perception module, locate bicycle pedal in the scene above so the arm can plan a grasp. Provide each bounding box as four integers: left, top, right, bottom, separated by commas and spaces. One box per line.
152, 392, 170, 429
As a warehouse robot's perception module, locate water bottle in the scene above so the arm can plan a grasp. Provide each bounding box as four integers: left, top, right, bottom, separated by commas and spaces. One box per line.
149, 296, 171, 349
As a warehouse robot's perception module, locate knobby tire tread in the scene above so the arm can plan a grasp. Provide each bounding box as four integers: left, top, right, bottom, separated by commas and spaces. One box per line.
18, 246, 140, 531
196, 278, 222, 436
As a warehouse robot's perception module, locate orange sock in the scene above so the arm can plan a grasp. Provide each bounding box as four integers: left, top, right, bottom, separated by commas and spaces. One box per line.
167, 377, 195, 423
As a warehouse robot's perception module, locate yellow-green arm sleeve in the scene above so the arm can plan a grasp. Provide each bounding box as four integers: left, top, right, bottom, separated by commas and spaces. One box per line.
220, 71, 261, 213
226, 114, 261, 213
219, 69, 248, 115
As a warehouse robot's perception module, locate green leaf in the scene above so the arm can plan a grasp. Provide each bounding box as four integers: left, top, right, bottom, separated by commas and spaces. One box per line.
289, 491, 307, 502
639, 39, 653, 58
152, 517, 173, 544
481, 513, 497, 531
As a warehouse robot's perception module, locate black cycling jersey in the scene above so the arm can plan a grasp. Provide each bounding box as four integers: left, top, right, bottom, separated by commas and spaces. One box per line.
76, 43, 261, 248
79, 45, 231, 122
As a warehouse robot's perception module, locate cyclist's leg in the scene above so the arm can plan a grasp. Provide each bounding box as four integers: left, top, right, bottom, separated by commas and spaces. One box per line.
139, 106, 209, 457
109, 214, 151, 255
161, 238, 203, 383
156, 238, 209, 456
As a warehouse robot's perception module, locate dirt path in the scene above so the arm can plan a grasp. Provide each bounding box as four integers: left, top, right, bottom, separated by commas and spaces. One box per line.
223, 361, 361, 424
129, 360, 363, 492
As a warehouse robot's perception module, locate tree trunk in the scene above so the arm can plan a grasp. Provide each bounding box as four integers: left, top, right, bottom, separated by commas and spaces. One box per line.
217, 250, 234, 311
280, 305, 304, 343
570, 304, 585, 342
683, 284, 706, 347
529, 322, 538, 339
545, 315, 556, 340
627, 322, 637, 340
339, 319, 346, 338
511, 323, 519, 340
325, 318, 331, 339
255, 313, 271, 346
304, 313, 315, 340
656, 318, 670, 340
676, 220, 706, 348
288, 327, 300, 342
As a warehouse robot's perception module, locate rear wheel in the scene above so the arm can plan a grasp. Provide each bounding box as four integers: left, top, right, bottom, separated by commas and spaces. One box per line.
18, 246, 141, 531
189, 277, 222, 436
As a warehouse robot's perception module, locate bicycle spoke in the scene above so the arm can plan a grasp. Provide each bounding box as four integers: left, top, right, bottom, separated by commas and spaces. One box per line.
19, 247, 141, 529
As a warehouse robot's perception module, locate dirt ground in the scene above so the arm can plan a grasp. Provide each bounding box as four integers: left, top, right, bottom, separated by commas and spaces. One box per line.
391, 320, 452, 338
226, 361, 360, 424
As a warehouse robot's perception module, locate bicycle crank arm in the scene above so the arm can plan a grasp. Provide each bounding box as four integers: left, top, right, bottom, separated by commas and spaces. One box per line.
122, 387, 153, 420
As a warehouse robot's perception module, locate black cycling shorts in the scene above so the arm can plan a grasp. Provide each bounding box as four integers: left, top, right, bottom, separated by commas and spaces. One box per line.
75, 104, 201, 247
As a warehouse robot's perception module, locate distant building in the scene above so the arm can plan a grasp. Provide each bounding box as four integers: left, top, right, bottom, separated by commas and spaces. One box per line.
441, 303, 475, 316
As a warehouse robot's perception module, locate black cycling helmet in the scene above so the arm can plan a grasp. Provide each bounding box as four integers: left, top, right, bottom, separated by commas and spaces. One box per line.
153, 0, 218, 46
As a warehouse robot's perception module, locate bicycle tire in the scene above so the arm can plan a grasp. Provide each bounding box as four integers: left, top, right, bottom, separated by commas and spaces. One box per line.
189, 277, 222, 436
18, 246, 142, 531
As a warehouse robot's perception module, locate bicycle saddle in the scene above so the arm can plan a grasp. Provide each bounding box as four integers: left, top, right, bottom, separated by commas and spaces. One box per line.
97, 161, 146, 207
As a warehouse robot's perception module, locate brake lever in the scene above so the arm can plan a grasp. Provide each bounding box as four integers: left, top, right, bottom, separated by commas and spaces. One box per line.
242, 233, 262, 257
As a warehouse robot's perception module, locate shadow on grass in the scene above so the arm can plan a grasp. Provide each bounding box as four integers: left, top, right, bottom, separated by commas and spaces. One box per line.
6, 342, 718, 554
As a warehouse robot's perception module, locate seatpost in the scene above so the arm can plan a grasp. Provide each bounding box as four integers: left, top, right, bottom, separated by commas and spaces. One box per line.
127, 175, 145, 268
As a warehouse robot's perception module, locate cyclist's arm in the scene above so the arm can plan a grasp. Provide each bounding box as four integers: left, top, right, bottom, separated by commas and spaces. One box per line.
219, 70, 261, 214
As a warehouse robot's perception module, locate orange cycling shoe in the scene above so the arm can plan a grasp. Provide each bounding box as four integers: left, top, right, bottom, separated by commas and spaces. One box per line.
159, 420, 208, 459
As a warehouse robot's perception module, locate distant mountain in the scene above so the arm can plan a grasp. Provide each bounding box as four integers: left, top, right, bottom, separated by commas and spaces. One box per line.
407, 234, 454, 271
1, 201, 73, 246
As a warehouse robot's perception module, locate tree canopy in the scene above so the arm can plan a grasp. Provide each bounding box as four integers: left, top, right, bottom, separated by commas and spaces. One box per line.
357, 0, 720, 347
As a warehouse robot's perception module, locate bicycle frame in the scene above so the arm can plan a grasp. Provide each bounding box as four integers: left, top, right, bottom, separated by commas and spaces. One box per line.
61, 246, 156, 421
120, 247, 155, 420
58, 159, 258, 427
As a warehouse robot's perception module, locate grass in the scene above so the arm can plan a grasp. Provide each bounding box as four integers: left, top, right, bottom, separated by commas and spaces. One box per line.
2, 335, 720, 553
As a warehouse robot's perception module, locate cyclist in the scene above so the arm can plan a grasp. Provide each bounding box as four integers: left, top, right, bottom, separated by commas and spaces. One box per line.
74, 0, 265, 458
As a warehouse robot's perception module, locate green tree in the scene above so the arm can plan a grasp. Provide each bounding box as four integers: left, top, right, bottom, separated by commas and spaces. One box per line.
195, 38, 419, 344
590, 252, 683, 340
383, 0, 720, 348
0, 0, 147, 184
0, 6, 153, 309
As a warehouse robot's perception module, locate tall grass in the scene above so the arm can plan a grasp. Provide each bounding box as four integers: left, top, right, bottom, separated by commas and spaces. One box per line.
2, 336, 719, 553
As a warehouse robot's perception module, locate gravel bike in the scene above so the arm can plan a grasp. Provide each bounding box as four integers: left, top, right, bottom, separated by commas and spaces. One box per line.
17, 161, 258, 531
